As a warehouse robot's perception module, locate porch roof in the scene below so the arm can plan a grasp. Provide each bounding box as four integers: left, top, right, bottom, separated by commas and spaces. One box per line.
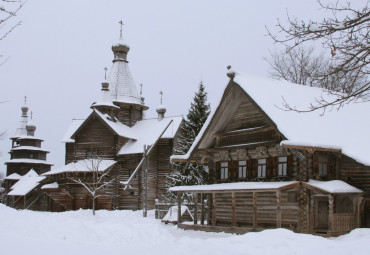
169, 181, 299, 193
305, 180, 363, 194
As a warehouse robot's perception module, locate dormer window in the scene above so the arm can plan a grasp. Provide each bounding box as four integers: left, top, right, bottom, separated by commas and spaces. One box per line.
257, 159, 266, 178
86, 151, 98, 159
220, 162, 229, 180
278, 156, 287, 176
319, 156, 328, 176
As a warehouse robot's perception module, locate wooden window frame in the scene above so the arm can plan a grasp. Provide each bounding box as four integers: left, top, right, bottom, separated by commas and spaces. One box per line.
86, 151, 98, 159
318, 156, 328, 176
238, 160, 247, 180
278, 156, 288, 176
257, 158, 266, 178
220, 162, 229, 180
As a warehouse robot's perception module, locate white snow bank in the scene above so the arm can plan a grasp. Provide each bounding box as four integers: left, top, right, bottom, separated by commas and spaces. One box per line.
307, 179, 362, 194
0, 204, 369, 255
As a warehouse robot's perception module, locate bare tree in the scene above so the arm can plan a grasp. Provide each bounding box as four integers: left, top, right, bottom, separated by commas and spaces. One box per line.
266, 46, 366, 94
68, 158, 115, 216
1, 0, 26, 66
266, 0, 369, 112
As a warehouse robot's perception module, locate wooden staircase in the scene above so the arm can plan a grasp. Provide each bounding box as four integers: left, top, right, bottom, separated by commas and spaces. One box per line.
44, 188, 74, 211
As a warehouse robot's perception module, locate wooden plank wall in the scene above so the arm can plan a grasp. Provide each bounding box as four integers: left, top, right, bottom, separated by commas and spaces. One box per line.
340, 155, 370, 194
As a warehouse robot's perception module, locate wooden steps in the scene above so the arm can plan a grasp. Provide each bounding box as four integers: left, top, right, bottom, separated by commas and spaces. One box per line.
44, 188, 74, 211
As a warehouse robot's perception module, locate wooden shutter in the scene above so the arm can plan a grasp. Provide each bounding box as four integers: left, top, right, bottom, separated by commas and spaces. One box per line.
313, 154, 319, 177
328, 155, 335, 179
272, 157, 277, 176
216, 162, 221, 182
266, 157, 272, 178
287, 155, 293, 177
247, 160, 252, 179
252, 159, 257, 178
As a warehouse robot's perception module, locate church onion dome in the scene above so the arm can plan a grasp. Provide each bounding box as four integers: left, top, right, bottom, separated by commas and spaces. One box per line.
156, 104, 166, 121
26, 119, 36, 136
156, 104, 166, 114
107, 39, 148, 109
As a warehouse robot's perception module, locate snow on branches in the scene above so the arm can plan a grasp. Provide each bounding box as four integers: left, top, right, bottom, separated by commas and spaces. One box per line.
266, 0, 369, 112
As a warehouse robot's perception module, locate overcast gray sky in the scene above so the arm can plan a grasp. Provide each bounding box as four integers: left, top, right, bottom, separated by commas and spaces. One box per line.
0, 0, 365, 175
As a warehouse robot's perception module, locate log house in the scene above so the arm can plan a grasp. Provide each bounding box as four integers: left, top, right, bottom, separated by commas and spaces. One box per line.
171, 71, 370, 236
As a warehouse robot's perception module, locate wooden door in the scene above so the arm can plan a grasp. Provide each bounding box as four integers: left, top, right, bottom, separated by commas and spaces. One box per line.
316, 200, 329, 229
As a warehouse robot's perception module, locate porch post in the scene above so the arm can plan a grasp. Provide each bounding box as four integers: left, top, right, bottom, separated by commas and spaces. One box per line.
200, 193, 205, 225
328, 195, 334, 235
309, 191, 314, 233
212, 192, 216, 226
193, 192, 198, 225
276, 190, 281, 228
177, 192, 182, 224
232, 192, 236, 227
253, 192, 258, 229
357, 196, 363, 228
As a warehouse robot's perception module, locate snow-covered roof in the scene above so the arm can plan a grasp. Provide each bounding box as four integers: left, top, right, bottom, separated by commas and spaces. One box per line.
306, 180, 362, 194
93, 109, 138, 140
16, 135, 44, 141
8, 169, 45, 196
62, 119, 85, 143
169, 181, 299, 192
107, 42, 144, 107
43, 159, 116, 175
5, 158, 53, 165
172, 73, 370, 166
5, 173, 22, 180
41, 182, 59, 189
118, 116, 182, 155
11, 146, 49, 152
234, 74, 370, 165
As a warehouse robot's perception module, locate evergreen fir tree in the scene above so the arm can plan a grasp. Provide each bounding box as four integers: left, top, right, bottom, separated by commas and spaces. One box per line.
166, 81, 210, 202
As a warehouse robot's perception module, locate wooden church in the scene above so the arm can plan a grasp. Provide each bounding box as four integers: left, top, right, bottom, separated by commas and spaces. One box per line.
3, 30, 182, 212
3, 101, 52, 209
171, 70, 370, 236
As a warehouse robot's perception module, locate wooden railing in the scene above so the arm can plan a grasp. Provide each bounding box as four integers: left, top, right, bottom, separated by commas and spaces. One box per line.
332, 214, 356, 233
155, 201, 208, 222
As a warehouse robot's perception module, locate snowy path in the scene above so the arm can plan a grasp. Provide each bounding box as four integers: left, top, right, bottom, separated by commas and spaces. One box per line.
0, 204, 369, 255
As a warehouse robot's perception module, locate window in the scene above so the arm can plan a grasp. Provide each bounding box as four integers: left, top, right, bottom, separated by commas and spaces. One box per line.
318, 156, 328, 176
257, 159, 266, 178
278, 156, 288, 176
86, 151, 98, 159
220, 162, 229, 180
29, 153, 34, 159
238, 160, 247, 179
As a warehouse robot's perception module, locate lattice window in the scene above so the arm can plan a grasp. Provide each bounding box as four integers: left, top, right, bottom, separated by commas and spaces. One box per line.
257, 159, 266, 178
238, 160, 247, 179
319, 156, 328, 176
278, 156, 288, 176
220, 162, 229, 180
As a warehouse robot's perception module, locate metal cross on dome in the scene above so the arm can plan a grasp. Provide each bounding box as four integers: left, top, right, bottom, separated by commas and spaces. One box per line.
104, 67, 108, 80
119, 20, 124, 40
30, 111, 33, 120
159, 91, 163, 104
24, 96, 27, 105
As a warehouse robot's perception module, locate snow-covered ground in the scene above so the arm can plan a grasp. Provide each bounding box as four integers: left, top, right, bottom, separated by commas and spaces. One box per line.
0, 204, 369, 255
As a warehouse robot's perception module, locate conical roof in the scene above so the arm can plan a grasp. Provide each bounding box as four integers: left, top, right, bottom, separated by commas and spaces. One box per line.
107, 40, 143, 106
14, 103, 29, 138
